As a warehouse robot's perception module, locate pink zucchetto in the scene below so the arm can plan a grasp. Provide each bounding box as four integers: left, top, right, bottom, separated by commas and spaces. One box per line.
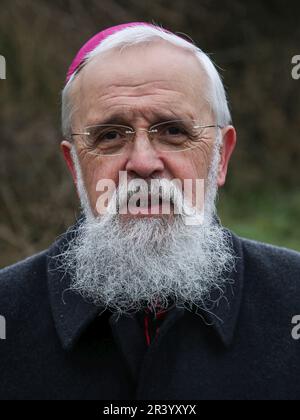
66, 22, 159, 84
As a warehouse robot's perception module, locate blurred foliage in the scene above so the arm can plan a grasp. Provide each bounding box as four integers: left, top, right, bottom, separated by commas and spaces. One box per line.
0, 0, 300, 267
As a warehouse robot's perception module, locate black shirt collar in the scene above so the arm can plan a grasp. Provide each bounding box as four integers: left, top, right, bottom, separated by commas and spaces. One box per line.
47, 218, 244, 351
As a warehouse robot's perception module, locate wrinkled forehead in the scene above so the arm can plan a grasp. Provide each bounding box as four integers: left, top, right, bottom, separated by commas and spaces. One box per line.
70, 41, 211, 119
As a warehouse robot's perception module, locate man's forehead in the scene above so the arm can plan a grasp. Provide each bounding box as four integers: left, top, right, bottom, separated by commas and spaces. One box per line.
84, 107, 202, 127
71, 43, 208, 117
77, 40, 205, 90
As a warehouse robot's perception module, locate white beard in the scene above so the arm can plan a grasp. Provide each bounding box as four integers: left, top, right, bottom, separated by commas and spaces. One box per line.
59, 142, 236, 317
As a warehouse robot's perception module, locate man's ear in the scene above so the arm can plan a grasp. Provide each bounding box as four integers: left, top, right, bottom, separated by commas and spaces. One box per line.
217, 126, 237, 187
61, 140, 77, 185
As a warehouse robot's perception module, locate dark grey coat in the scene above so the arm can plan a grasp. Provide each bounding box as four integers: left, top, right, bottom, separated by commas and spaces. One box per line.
0, 222, 300, 400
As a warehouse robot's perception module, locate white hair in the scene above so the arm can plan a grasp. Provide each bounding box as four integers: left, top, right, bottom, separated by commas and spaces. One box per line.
61, 24, 232, 139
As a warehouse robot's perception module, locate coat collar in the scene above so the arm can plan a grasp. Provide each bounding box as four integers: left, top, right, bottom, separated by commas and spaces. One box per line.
47, 217, 244, 351
200, 230, 244, 347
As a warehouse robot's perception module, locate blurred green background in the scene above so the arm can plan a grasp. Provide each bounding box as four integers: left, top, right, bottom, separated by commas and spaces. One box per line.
0, 0, 300, 267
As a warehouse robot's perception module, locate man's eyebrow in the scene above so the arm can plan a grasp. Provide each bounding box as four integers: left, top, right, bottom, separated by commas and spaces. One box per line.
86, 111, 191, 127
90, 113, 131, 126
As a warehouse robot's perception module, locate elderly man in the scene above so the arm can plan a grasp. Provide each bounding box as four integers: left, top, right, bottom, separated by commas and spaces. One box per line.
0, 22, 300, 401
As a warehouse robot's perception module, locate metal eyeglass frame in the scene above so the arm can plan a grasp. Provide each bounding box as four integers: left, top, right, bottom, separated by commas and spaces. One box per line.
70, 120, 223, 155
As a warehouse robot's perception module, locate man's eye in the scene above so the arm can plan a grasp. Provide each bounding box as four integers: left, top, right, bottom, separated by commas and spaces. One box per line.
102, 131, 119, 140
167, 125, 182, 135
164, 124, 189, 137
96, 129, 124, 143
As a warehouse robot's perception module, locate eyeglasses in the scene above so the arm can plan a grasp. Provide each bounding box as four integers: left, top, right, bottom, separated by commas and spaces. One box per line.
71, 120, 222, 156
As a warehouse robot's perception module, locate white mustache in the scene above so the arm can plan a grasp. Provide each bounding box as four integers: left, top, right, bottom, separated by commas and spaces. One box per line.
116, 179, 177, 208
105, 178, 203, 222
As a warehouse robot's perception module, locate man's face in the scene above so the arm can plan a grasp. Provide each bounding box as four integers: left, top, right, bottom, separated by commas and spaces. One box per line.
62, 40, 235, 216
60, 40, 237, 314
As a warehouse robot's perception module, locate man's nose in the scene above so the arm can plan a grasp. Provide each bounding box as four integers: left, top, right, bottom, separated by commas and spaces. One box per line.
125, 133, 165, 179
